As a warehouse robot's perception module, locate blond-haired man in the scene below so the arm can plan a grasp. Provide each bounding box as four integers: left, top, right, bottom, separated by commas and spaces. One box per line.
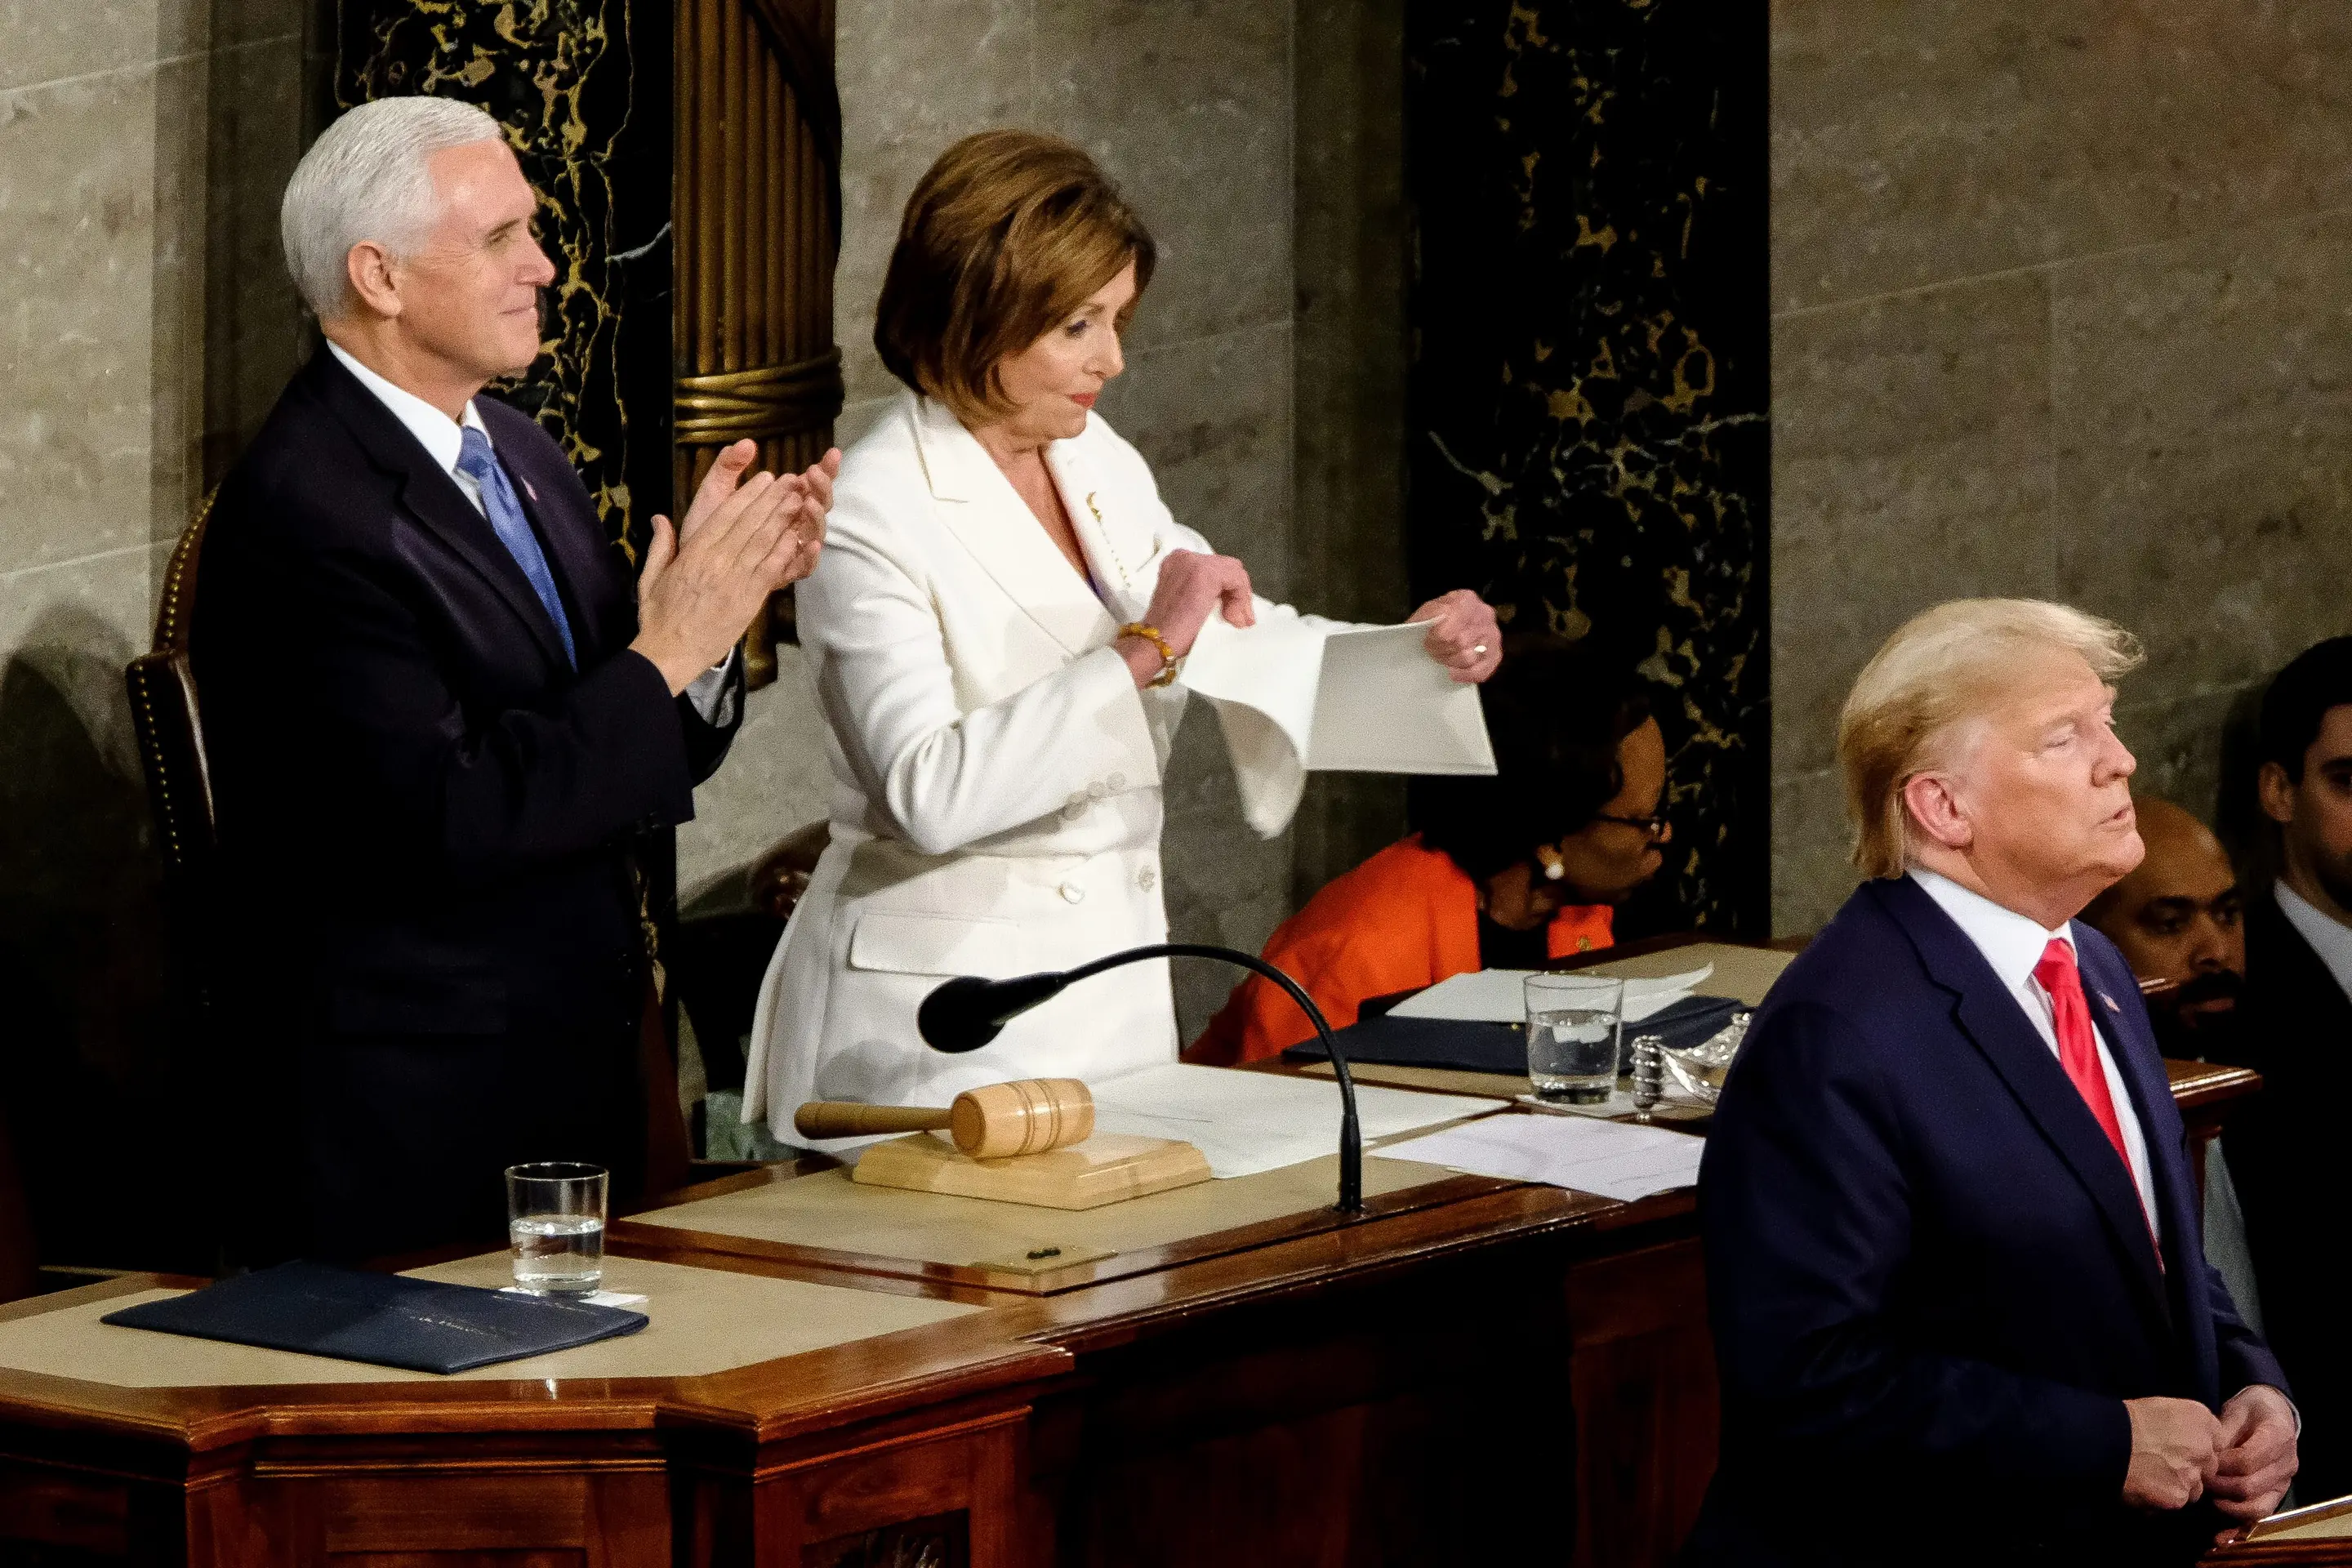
1689, 600, 2295, 1567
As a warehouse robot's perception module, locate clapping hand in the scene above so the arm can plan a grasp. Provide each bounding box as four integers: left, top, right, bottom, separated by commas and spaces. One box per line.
1408, 589, 1503, 684
630, 439, 841, 694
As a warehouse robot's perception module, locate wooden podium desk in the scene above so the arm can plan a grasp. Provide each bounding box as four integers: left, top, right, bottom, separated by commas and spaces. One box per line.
0, 940, 2261, 1568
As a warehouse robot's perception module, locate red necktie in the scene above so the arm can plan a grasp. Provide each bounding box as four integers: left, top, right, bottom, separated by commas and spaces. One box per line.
2032, 938, 2132, 1169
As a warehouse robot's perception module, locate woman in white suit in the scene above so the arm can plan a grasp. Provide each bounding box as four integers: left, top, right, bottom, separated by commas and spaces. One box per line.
742, 131, 1501, 1140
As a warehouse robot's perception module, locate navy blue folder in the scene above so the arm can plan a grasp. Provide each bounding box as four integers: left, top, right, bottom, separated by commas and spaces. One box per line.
101, 1261, 648, 1374
1281, 993, 1743, 1076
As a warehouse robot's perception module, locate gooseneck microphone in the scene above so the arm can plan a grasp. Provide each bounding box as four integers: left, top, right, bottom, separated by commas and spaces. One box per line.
916, 942, 1365, 1214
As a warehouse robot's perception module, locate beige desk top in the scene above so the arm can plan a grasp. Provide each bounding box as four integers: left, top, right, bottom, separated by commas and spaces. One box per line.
633, 1152, 1465, 1271
0, 1253, 976, 1389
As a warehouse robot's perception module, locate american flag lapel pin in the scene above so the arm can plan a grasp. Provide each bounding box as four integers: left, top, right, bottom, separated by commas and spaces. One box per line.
2099, 991, 2122, 1014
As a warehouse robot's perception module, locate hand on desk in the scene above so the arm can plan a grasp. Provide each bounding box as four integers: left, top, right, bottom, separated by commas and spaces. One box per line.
1409, 590, 1503, 684
2207, 1384, 2298, 1537
632, 439, 840, 693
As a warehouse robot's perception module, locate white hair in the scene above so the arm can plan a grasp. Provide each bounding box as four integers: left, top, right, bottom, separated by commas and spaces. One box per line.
279, 96, 506, 319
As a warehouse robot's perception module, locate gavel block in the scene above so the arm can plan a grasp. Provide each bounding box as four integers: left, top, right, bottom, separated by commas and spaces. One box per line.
792, 1079, 1212, 1210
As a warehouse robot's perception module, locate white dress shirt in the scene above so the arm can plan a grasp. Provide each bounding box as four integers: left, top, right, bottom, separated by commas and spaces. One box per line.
2275, 881, 2352, 1002
1909, 867, 2158, 1233
327, 341, 736, 720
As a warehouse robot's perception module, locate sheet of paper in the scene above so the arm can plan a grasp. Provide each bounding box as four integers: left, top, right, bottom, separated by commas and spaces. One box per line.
1089, 1062, 1507, 1179
1374, 1113, 1704, 1201
1305, 623, 1497, 775
1178, 612, 1498, 838
1178, 606, 1331, 759
1582, 942, 1794, 1008
1387, 964, 1715, 1024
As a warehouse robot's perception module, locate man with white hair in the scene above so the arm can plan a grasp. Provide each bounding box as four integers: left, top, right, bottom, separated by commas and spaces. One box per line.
1688, 599, 2296, 1566
192, 96, 835, 1259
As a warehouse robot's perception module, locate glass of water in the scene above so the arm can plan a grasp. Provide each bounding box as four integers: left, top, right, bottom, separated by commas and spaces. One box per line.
506, 1162, 606, 1297
1524, 974, 1626, 1105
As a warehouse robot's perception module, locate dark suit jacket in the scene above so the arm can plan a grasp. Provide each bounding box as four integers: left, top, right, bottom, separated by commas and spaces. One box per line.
192, 345, 740, 1258
1690, 876, 2284, 1567
2217, 887, 2352, 1501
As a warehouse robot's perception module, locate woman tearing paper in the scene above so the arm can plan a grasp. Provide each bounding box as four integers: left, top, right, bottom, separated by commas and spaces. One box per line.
741, 131, 1501, 1140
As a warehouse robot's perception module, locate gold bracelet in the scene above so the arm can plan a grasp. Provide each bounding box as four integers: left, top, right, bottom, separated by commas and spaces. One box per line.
1117, 622, 1180, 688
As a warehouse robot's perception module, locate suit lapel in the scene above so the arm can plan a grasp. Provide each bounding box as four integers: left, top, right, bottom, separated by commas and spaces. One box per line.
1049, 439, 1154, 624
1882, 878, 2172, 1326
908, 394, 1118, 657
309, 349, 572, 672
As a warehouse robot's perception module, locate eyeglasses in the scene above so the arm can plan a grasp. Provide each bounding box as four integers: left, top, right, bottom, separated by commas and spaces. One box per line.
1590, 810, 1672, 841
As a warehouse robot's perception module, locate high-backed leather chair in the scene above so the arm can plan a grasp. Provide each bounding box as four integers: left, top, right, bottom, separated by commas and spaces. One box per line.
125, 497, 217, 894
123, 499, 700, 1209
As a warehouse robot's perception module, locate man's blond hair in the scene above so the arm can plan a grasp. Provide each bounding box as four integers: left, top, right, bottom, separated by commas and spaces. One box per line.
1838, 599, 2143, 879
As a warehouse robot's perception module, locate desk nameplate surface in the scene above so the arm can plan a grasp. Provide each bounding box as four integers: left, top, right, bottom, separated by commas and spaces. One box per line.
0, 1254, 977, 1390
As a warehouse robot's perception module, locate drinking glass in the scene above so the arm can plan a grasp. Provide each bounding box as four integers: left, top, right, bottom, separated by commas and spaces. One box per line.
506, 1162, 607, 1297
1523, 975, 1626, 1105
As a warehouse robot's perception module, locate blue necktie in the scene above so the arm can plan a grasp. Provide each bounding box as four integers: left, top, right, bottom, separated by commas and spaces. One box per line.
457, 425, 577, 668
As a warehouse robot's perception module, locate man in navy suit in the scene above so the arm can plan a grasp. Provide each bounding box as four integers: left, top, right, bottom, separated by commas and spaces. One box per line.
1692, 599, 2297, 1566
194, 97, 835, 1259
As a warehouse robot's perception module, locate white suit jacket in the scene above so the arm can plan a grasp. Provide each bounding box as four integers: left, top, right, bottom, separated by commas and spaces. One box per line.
742, 390, 1333, 1141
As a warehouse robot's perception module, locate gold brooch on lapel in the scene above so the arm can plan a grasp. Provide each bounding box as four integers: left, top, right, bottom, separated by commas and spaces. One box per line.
1085, 491, 1104, 523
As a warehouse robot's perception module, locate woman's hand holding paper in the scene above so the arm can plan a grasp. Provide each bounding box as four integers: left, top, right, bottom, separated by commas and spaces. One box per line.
1409, 589, 1503, 684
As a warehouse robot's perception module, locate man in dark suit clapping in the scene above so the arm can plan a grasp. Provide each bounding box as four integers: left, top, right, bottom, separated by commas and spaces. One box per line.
193, 96, 835, 1261
1690, 599, 2296, 1566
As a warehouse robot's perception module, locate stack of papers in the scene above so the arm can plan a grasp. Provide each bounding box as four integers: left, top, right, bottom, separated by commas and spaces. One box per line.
1089, 1063, 1507, 1178
1388, 964, 1715, 1025
1375, 1114, 1704, 1201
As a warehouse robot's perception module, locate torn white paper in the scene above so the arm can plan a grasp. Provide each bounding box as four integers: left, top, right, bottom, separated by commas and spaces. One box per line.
1180, 610, 1497, 837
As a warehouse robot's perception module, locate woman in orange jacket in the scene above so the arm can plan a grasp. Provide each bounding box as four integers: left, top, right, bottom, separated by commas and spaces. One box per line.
1188, 639, 1669, 1064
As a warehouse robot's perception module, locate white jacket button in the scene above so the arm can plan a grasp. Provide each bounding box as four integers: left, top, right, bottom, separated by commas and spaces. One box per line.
1088, 780, 1108, 800
1137, 866, 1158, 893
1107, 772, 1127, 792
1059, 882, 1086, 904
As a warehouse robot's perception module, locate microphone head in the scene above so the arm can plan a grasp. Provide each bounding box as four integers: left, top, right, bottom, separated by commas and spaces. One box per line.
917, 972, 1069, 1053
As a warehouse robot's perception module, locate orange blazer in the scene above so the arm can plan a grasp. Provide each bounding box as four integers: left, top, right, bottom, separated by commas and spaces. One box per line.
1187, 835, 1613, 1065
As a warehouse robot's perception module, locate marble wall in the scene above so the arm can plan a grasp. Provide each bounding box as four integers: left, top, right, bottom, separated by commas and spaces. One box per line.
1770, 0, 2352, 933
677, 0, 1307, 1036
0, 0, 310, 1264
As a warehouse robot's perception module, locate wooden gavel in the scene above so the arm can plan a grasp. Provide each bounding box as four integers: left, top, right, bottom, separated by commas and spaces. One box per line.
793, 1078, 1095, 1159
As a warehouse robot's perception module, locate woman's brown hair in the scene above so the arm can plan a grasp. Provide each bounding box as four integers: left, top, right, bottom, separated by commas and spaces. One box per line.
874, 129, 1156, 423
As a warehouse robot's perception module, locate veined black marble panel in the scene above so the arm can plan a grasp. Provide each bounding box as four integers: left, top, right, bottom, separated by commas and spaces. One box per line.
1404, 0, 1769, 933
325, 0, 673, 550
